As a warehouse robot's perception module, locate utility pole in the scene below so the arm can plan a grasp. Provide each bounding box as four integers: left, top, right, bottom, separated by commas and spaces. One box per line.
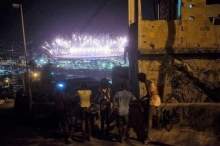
12, 3, 32, 111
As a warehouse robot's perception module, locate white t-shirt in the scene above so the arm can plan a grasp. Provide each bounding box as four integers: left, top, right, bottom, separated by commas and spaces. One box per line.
113, 90, 136, 116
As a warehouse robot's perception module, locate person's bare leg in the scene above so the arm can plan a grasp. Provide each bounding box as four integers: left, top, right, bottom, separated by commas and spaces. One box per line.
87, 116, 92, 140
100, 110, 105, 134
106, 108, 110, 134
82, 120, 86, 141
68, 117, 75, 141
118, 126, 123, 143
125, 126, 131, 140
147, 106, 154, 139
122, 125, 127, 141
144, 106, 154, 145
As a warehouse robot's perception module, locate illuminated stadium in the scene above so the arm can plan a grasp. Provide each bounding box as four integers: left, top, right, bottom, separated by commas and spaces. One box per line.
42, 33, 129, 70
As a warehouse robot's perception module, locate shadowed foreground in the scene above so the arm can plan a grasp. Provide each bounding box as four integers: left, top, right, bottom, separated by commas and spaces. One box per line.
0, 100, 170, 146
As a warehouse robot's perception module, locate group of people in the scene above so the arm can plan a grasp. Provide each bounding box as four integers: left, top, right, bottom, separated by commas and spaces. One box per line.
53, 72, 161, 145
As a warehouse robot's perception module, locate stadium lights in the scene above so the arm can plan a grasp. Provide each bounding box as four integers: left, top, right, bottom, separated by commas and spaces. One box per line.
42, 33, 127, 58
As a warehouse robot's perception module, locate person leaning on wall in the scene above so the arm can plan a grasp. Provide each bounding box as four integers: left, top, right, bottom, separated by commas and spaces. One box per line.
137, 72, 161, 145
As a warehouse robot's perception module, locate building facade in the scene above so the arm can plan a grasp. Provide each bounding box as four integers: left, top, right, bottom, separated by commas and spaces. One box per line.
128, 0, 220, 145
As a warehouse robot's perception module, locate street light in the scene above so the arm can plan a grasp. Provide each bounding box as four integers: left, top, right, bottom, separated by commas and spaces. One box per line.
12, 3, 32, 109
5, 77, 10, 92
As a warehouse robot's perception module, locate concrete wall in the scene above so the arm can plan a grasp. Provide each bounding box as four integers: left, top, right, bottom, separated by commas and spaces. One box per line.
138, 59, 220, 103
151, 103, 220, 146
138, 1, 220, 51
139, 20, 219, 51
137, 0, 220, 102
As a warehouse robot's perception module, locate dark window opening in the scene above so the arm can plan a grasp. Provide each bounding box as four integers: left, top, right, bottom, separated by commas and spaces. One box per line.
141, 0, 157, 20
206, 0, 220, 5
141, 0, 181, 20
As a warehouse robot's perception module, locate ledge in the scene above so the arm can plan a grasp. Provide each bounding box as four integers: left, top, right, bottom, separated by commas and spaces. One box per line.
138, 48, 220, 59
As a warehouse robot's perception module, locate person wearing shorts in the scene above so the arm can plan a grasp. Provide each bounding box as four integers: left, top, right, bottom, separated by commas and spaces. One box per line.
77, 81, 93, 141
113, 82, 136, 143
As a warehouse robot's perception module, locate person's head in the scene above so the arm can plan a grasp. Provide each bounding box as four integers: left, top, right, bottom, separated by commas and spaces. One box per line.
120, 82, 127, 90
80, 81, 88, 89
100, 78, 109, 89
137, 72, 146, 83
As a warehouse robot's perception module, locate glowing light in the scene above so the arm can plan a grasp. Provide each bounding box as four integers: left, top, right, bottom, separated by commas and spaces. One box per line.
5, 79, 9, 83
33, 73, 38, 77
58, 84, 63, 87
57, 83, 64, 89
42, 33, 128, 58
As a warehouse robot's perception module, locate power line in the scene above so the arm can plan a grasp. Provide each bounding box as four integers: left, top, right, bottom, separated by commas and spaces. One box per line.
79, 0, 110, 34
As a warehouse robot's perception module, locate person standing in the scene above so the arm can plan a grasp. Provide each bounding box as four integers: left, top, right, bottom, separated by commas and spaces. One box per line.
97, 78, 113, 135
64, 92, 77, 144
54, 88, 74, 144
113, 82, 136, 143
137, 72, 161, 145
53, 89, 65, 133
77, 81, 93, 141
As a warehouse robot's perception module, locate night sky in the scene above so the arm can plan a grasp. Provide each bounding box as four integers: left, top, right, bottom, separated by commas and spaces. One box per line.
0, 0, 128, 44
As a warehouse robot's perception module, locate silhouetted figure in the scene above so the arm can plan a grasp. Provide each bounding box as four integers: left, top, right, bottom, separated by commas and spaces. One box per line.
113, 82, 136, 143
77, 81, 93, 141
97, 78, 113, 135
64, 92, 77, 144
53, 89, 65, 133
137, 72, 161, 145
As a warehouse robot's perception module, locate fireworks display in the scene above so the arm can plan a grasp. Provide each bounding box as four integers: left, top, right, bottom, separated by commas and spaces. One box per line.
42, 33, 128, 59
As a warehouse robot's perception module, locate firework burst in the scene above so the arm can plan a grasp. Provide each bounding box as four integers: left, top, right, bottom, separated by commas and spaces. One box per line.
42, 33, 127, 58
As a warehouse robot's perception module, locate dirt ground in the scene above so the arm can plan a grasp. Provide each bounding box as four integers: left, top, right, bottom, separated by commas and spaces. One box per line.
0, 101, 169, 146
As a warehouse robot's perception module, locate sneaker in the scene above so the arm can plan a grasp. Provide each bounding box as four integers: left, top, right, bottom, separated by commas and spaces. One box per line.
65, 138, 74, 144
143, 138, 151, 145
67, 138, 74, 143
